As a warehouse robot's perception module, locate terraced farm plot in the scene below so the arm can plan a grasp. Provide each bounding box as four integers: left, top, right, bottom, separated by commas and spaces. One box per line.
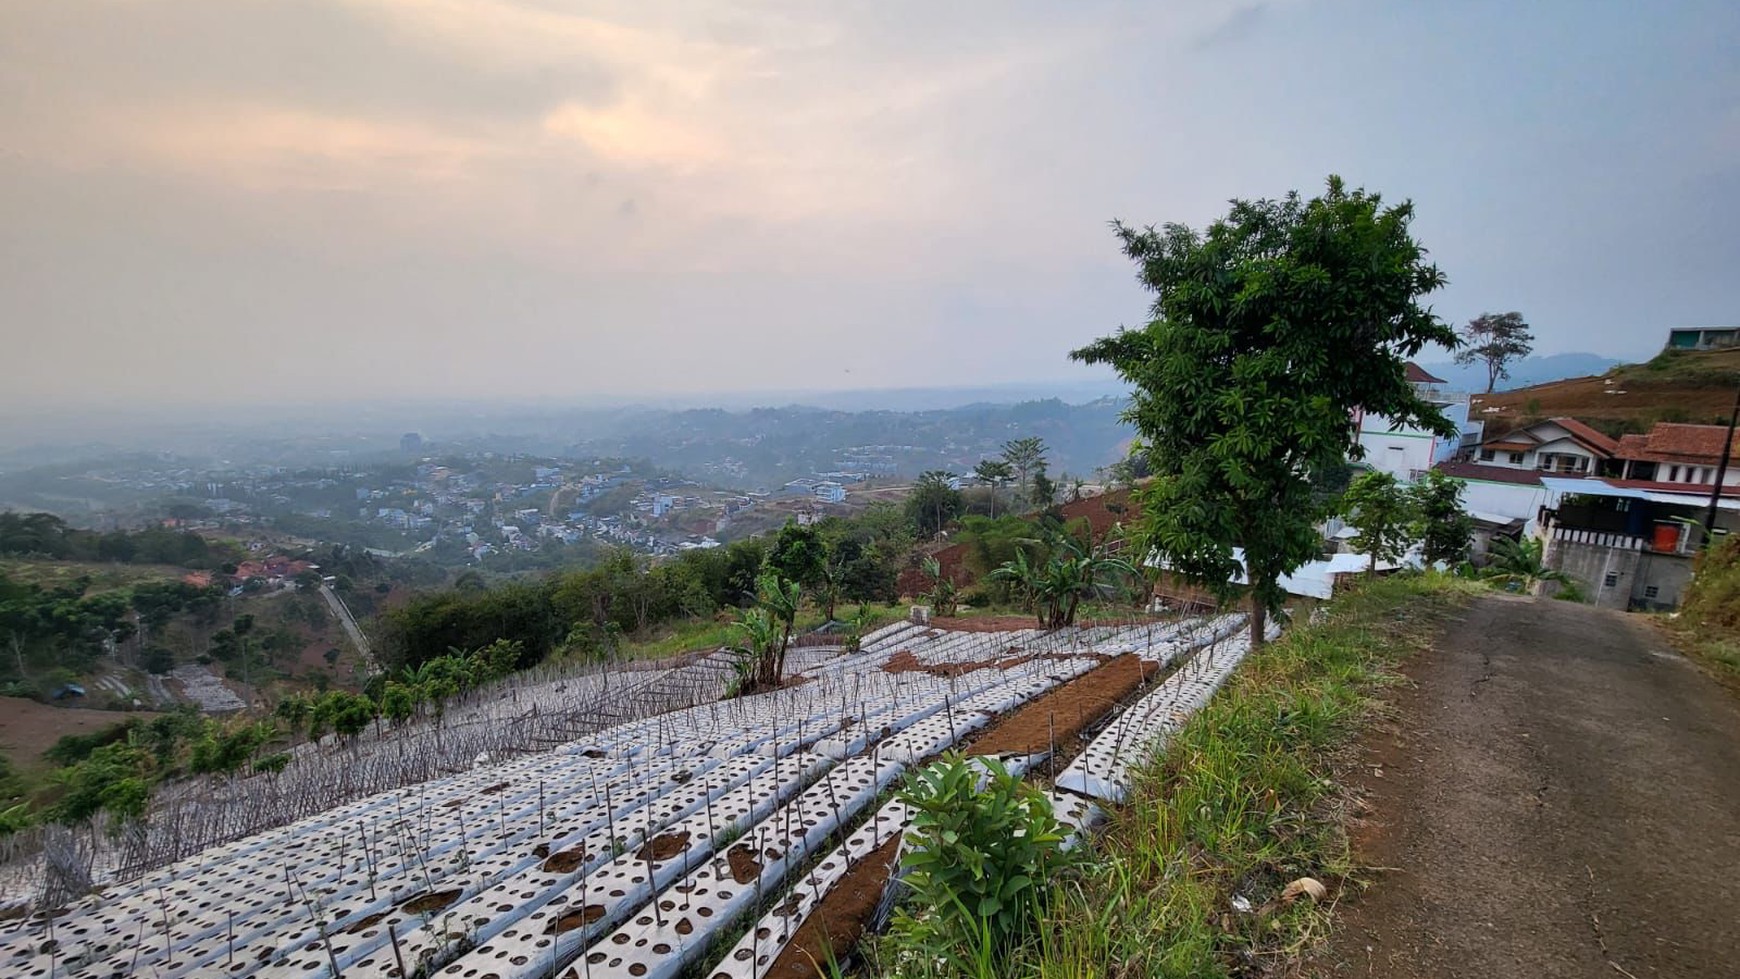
3, 614, 1268, 979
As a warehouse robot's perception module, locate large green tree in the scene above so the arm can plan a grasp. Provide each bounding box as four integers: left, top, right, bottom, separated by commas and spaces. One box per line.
765, 521, 826, 591
1072, 177, 1458, 645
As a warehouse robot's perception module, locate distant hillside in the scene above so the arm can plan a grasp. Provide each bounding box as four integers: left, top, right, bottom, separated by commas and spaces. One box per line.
1416, 352, 1620, 393
1472, 347, 1740, 439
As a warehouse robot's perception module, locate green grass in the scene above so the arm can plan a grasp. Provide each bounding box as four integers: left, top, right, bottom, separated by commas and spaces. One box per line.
1632, 346, 1740, 386
1665, 538, 1740, 691
975, 573, 1476, 978
0, 558, 186, 594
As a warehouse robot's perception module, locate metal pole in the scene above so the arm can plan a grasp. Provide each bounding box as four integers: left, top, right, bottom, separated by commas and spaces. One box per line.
1701, 380, 1740, 549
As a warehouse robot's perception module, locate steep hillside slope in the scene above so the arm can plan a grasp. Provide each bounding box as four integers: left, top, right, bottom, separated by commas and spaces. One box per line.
1472, 347, 1740, 439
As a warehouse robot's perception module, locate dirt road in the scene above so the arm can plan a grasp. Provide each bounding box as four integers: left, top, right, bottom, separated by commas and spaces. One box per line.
1315, 594, 1740, 979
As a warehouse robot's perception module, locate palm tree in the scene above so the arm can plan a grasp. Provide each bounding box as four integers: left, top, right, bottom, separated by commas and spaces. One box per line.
992, 534, 1137, 629
1482, 536, 1572, 593
987, 547, 1038, 614
921, 555, 958, 616
726, 607, 780, 695
815, 553, 846, 623
754, 573, 801, 686
972, 459, 1013, 518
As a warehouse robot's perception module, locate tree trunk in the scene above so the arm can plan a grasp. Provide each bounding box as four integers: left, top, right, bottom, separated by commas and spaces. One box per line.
1250, 596, 1267, 648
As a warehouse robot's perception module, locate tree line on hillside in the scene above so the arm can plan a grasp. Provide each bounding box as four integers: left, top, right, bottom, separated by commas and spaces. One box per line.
905, 436, 1103, 538
379, 433, 1110, 676
376, 505, 919, 672
0, 511, 240, 567
0, 638, 528, 833
0, 574, 228, 695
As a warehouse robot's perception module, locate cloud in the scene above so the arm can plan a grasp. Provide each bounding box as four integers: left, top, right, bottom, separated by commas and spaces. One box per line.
543, 100, 720, 170
2, 1, 1733, 411
109, 104, 510, 193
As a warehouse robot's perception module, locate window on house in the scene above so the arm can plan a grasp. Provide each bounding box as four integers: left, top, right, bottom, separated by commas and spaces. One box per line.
1480, 449, 1495, 462
1644, 585, 1660, 599
1509, 452, 1525, 465
1603, 572, 1619, 588
1669, 465, 1681, 482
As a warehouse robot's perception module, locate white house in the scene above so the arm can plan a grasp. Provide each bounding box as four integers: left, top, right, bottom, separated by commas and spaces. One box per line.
813, 481, 846, 504
1433, 460, 1561, 534
1471, 416, 1617, 475
1429, 417, 1618, 533
1354, 364, 1484, 482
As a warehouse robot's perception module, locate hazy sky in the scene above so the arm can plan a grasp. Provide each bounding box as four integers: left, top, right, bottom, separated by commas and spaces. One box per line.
3, 1, 1736, 410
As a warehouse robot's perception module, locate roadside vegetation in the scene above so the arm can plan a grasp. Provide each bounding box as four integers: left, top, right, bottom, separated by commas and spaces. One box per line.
1670, 536, 1740, 689
871, 574, 1474, 978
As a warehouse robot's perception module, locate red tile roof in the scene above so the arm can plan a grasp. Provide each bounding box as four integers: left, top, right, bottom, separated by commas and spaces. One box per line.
1614, 423, 1740, 464
1547, 417, 1619, 455
1433, 461, 1553, 486
1405, 362, 1446, 384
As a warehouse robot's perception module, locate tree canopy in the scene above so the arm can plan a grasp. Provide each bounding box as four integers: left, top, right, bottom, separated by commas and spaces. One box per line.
1411, 469, 1474, 566
1342, 470, 1416, 573
906, 471, 964, 538
1454, 311, 1533, 393
1072, 176, 1458, 644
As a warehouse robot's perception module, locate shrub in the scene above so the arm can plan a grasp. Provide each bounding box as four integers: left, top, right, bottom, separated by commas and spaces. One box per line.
1683, 536, 1740, 631
142, 645, 176, 675
886, 754, 1073, 973
44, 721, 139, 766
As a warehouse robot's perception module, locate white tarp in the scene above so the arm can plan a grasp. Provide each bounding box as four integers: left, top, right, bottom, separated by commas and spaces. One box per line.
1150, 547, 1408, 601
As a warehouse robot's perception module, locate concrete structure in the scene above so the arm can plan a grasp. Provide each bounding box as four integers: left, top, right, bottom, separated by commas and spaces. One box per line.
813, 480, 846, 504
1354, 363, 1483, 482
1538, 476, 1740, 610
1665, 326, 1740, 350
1541, 527, 1695, 611
1433, 460, 1562, 534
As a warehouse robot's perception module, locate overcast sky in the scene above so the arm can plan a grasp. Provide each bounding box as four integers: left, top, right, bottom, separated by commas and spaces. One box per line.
3, 0, 1736, 411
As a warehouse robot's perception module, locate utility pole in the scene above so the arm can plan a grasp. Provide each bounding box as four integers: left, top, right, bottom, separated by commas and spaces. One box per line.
1700, 378, 1740, 549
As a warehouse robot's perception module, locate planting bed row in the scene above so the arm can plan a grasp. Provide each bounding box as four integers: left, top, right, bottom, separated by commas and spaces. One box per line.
6, 617, 1211, 979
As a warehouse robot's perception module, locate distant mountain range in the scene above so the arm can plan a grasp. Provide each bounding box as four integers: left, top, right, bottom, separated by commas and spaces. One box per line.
1416, 353, 1621, 393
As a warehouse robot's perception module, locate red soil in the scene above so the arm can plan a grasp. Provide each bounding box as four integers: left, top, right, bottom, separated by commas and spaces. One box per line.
756, 835, 904, 979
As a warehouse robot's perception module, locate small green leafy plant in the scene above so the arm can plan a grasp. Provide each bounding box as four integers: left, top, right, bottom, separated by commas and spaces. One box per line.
886, 754, 1072, 975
